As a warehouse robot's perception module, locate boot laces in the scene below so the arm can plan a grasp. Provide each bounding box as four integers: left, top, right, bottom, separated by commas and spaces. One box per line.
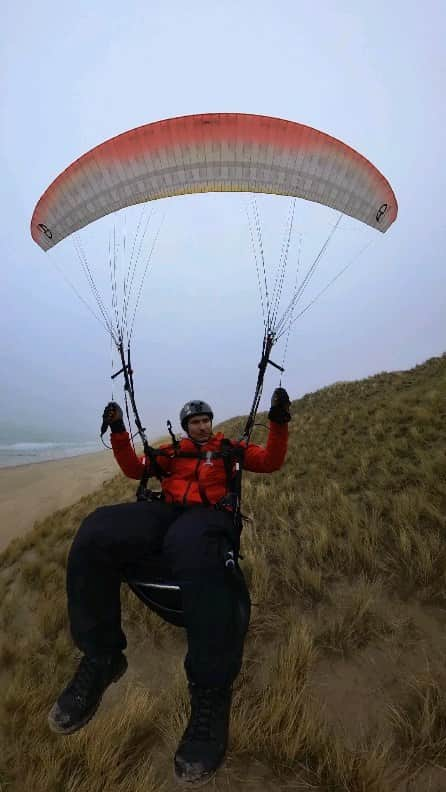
188, 687, 225, 741
67, 656, 104, 704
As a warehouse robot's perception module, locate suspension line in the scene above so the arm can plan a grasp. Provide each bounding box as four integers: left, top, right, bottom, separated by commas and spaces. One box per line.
276, 237, 375, 339
121, 207, 153, 339
274, 213, 343, 338
270, 198, 296, 331
252, 198, 271, 328
128, 212, 165, 345
245, 200, 267, 332
72, 233, 117, 343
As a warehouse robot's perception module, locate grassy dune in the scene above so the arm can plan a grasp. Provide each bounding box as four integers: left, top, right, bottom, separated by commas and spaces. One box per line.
0, 354, 445, 791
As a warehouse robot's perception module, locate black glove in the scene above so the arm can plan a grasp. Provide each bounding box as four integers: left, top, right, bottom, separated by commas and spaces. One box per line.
101, 402, 126, 434
268, 387, 291, 424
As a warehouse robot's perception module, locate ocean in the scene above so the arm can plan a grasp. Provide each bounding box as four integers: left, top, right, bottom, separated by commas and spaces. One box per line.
0, 440, 104, 468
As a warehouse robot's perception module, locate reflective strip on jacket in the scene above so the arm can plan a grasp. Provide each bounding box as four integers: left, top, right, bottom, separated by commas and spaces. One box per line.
110, 422, 288, 506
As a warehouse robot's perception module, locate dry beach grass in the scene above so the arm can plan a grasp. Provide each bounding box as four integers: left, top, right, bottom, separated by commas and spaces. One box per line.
0, 354, 445, 791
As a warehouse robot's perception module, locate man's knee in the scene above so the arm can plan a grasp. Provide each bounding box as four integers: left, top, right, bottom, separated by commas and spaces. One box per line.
74, 506, 114, 546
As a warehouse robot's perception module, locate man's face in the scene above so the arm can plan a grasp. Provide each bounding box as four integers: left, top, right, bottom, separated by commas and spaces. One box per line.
187, 414, 212, 442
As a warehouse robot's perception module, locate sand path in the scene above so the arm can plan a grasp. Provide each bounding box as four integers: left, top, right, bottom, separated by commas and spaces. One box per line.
0, 451, 119, 553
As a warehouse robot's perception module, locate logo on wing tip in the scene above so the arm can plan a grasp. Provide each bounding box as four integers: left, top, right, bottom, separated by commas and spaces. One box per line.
38, 223, 53, 240
376, 203, 388, 223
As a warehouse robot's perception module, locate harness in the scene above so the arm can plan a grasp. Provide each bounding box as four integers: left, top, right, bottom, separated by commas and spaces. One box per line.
136, 435, 245, 566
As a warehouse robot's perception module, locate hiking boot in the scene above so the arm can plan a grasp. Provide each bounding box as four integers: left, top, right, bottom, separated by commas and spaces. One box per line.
48, 652, 128, 735
174, 681, 233, 785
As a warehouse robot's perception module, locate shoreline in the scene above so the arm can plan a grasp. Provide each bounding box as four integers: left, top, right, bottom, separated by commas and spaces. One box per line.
0, 446, 109, 472
0, 449, 121, 554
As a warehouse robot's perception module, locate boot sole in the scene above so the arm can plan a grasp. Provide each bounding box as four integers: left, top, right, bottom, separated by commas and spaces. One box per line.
48, 660, 128, 735
172, 764, 217, 787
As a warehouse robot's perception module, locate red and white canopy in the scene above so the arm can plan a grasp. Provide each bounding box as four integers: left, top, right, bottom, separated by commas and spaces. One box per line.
31, 113, 398, 251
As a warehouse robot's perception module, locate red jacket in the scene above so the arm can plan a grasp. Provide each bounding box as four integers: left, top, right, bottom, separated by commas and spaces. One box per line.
111, 421, 288, 506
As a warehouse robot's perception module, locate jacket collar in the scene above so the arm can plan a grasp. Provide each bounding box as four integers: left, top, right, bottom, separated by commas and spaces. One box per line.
180, 432, 224, 452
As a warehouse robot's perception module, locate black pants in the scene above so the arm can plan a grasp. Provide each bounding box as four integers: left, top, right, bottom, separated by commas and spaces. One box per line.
66, 501, 251, 688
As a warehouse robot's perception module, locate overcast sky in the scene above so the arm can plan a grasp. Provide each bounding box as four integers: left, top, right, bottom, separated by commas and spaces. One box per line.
1, 0, 444, 442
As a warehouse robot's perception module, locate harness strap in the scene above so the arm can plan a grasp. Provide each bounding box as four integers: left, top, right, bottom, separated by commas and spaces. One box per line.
137, 439, 246, 518
219, 439, 241, 491
136, 442, 167, 501
197, 480, 211, 506
144, 442, 166, 480
214, 439, 245, 560
151, 447, 241, 461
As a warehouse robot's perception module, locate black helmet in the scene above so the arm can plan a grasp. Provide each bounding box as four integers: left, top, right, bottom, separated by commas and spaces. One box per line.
180, 400, 214, 432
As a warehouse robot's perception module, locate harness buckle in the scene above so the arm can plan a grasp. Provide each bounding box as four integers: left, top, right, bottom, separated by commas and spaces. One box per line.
136, 486, 164, 503
214, 493, 241, 518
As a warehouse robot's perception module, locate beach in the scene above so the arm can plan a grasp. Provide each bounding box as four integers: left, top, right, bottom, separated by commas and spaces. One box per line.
0, 450, 119, 554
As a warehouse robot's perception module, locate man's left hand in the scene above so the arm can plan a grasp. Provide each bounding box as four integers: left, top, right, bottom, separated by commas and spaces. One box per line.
268, 387, 291, 424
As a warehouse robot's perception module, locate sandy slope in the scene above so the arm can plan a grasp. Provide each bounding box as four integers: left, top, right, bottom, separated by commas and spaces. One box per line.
0, 451, 119, 553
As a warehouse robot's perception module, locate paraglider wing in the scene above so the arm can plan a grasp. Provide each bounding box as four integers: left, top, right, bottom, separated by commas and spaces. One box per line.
31, 113, 398, 251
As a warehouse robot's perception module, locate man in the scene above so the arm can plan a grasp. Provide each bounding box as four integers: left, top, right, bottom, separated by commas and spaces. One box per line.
48, 389, 290, 785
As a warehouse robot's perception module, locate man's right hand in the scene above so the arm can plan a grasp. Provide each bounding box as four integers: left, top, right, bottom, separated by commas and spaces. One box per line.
101, 402, 125, 434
